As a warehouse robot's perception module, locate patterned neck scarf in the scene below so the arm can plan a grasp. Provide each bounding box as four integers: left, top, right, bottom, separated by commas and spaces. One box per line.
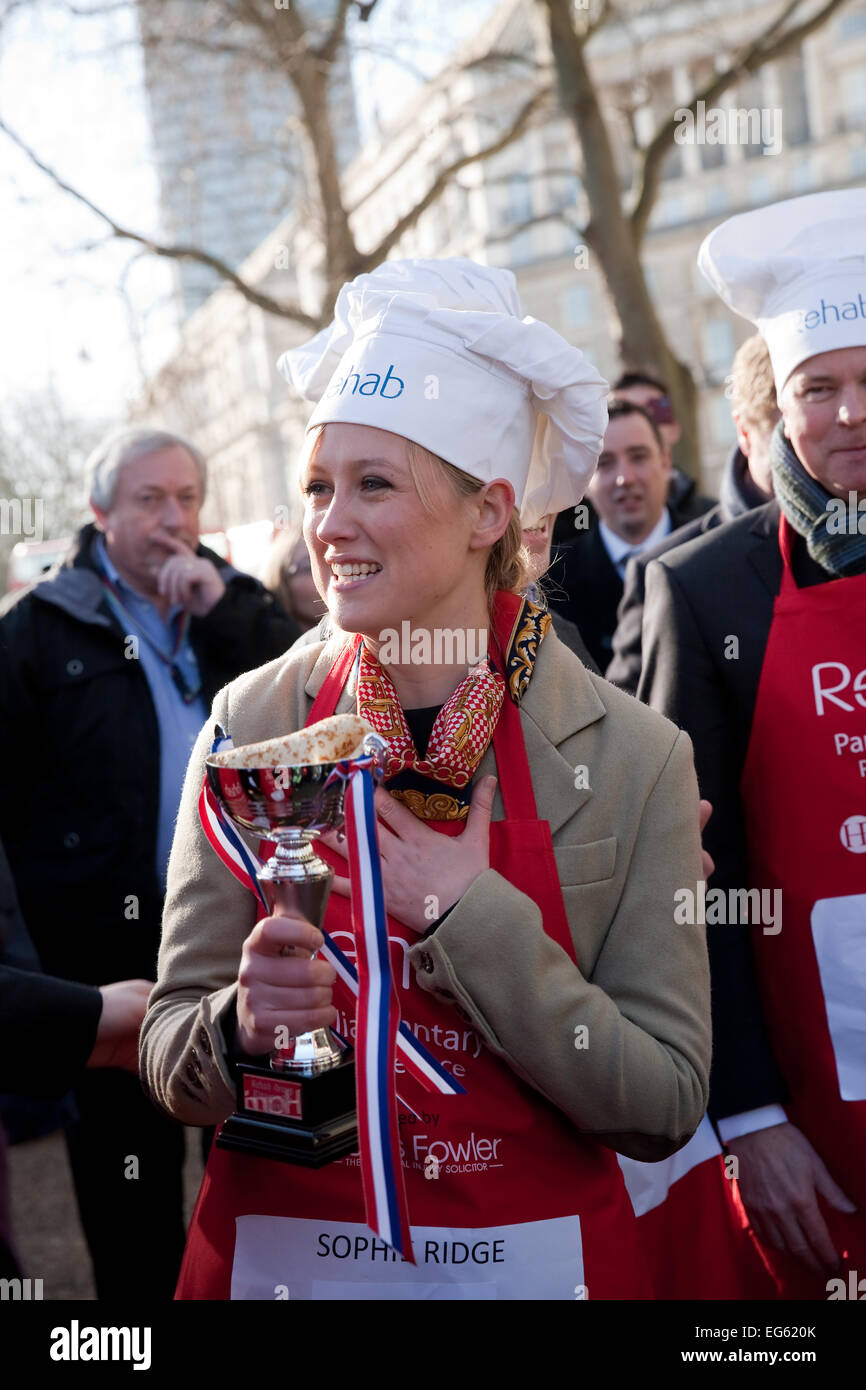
354, 594, 551, 820
770, 422, 866, 577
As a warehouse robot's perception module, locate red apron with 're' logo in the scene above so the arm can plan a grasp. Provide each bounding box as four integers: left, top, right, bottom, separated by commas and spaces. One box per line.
740, 516, 866, 1297
175, 634, 652, 1300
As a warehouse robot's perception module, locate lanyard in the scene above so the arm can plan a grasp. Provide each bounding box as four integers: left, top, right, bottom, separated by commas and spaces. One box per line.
98, 571, 202, 704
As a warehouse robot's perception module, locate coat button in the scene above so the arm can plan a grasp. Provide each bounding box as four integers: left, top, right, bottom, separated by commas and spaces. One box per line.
419, 951, 434, 974
66, 659, 84, 676
63, 831, 80, 849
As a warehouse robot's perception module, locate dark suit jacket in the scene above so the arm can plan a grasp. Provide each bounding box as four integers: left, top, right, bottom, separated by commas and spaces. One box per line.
0, 835, 101, 1096
637, 500, 833, 1119
544, 526, 624, 671
547, 493, 717, 672
0, 967, 101, 1096
606, 447, 773, 694
606, 506, 722, 693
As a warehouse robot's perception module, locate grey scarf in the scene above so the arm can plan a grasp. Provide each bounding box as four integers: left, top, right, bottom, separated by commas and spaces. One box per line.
769, 423, 866, 577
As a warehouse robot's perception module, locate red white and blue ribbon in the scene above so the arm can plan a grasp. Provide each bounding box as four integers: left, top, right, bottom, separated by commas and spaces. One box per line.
199, 727, 465, 1260
342, 763, 412, 1260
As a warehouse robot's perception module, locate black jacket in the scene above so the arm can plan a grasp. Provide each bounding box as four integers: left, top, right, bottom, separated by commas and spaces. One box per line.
0, 524, 301, 987
606, 448, 770, 694
637, 500, 833, 1119
1, 833, 101, 1092
545, 484, 717, 672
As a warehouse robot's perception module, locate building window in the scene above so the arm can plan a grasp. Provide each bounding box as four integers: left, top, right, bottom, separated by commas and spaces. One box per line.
838, 10, 866, 39
748, 173, 774, 205
508, 175, 533, 227
660, 145, 683, 181
709, 391, 735, 446
840, 66, 866, 128
563, 285, 592, 327
508, 229, 535, 267
850, 145, 866, 179
736, 75, 769, 159
705, 184, 729, 215
700, 139, 726, 172
703, 318, 735, 376
777, 54, 811, 147
790, 158, 815, 194
655, 195, 687, 226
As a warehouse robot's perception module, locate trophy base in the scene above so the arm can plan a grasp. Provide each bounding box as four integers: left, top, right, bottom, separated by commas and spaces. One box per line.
217, 1052, 358, 1168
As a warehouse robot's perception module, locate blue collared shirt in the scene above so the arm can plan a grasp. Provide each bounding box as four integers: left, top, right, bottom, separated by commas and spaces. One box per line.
96, 536, 208, 891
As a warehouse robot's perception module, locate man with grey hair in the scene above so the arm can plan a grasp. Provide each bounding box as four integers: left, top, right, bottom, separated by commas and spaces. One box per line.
0, 426, 300, 1299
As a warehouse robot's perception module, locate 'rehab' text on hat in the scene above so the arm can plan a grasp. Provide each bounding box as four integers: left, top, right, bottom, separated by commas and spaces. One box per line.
697, 188, 866, 392
325, 364, 406, 399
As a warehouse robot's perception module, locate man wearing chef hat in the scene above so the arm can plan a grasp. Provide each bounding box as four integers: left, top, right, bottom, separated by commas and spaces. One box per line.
639, 188, 866, 1297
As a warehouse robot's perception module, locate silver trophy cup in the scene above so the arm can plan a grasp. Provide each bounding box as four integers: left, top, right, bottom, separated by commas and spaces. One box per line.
205, 719, 386, 1166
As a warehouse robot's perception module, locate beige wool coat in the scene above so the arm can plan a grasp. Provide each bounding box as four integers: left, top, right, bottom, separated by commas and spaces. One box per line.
140, 627, 710, 1163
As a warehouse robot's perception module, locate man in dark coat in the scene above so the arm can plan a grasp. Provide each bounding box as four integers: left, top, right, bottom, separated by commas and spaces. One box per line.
0, 426, 301, 1298
607, 334, 778, 693
638, 188, 866, 1288
0, 833, 149, 1281
546, 399, 715, 670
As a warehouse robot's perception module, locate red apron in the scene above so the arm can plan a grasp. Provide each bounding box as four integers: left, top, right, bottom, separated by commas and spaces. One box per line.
740, 516, 866, 1296
618, 1117, 778, 1300
176, 634, 651, 1299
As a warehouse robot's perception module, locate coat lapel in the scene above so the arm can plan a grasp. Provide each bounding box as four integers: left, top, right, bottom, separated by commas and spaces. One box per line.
745, 501, 783, 599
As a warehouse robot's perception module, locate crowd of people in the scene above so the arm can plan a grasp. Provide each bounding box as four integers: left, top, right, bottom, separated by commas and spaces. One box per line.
1, 185, 863, 1301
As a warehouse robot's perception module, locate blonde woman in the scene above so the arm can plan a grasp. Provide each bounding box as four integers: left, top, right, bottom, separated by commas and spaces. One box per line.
141, 259, 710, 1300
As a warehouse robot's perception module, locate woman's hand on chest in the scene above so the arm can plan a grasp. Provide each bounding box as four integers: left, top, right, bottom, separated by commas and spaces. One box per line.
322, 776, 498, 934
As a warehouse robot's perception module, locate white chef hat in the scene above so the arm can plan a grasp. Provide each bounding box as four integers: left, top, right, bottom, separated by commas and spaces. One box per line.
277, 258, 608, 527
698, 189, 866, 394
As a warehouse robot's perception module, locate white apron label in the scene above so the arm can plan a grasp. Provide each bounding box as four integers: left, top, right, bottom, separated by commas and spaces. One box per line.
811, 894, 866, 1101
230, 1214, 583, 1300
617, 1114, 721, 1217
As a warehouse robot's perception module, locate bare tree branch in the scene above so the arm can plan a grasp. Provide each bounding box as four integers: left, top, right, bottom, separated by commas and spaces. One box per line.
314, 0, 352, 65
0, 116, 319, 327
344, 85, 540, 215
480, 165, 583, 188
631, 0, 849, 239
461, 48, 548, 73
585, 0, 614, 41
484, 206, 582, 245
359, 83, 554, 268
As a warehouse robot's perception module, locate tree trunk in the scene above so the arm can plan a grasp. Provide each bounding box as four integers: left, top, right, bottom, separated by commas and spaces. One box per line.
541, 0, 701, 479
